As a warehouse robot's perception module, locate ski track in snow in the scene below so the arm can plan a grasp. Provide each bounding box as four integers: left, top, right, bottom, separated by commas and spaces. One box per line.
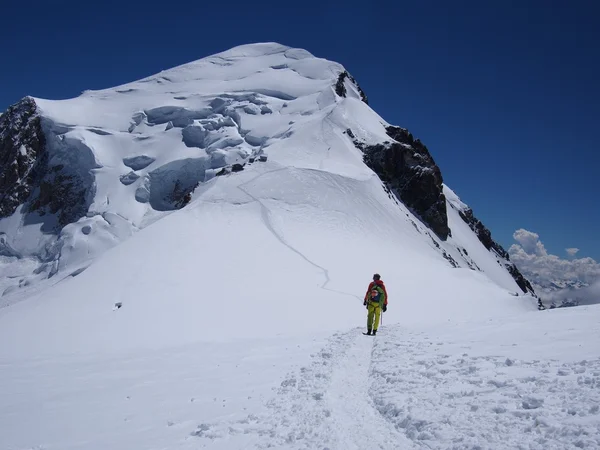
191, 328, 411, 449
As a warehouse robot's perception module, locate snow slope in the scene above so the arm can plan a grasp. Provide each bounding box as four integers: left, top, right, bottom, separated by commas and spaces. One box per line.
0, 42, 528, 305
2, 43, 588, 450
0, 158, 534, 358
444, 185, 526, 292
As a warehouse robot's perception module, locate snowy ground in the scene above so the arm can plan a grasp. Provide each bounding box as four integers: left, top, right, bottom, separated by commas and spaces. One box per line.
370, 310, 600, 449
2, 305, 598, 450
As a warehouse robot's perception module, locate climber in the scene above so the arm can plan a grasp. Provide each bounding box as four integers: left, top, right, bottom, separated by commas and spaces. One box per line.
363, 273, 387, 335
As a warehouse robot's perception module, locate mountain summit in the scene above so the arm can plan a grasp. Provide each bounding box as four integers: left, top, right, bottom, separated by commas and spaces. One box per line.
0, 42, 536, 350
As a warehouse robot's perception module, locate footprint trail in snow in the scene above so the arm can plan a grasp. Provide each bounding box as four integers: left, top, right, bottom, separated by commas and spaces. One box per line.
192, 323, 600, 450
192, 328, 411, 449
324, 331, 414, 449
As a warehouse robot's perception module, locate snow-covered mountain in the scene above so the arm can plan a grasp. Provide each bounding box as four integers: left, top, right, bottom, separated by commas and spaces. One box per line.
0, 42, 533, 312
4, 43, 596, 450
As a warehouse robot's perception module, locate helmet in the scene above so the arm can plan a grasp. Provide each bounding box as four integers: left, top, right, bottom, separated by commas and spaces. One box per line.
373, 273, 381, 281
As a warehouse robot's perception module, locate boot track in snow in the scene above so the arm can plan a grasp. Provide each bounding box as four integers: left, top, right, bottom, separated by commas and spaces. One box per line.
191, 328, 412, 449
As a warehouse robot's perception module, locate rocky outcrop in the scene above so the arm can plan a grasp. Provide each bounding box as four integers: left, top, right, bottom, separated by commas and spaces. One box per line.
353, 121, 535, 296
1, 97, 97, 229
29, 163, 94, 228
0, 97, 47, 218
458, 208, 509, 259
459, 207, 535, 295
506, 264, 536, 295
351, 126, 449, 240
335, 71, 369, 104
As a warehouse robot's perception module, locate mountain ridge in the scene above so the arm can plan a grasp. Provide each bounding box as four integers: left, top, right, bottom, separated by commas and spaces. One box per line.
0, 42, 535, 307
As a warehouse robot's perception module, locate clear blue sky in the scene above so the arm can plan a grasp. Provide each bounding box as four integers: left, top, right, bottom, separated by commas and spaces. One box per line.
1, 1, 598, 260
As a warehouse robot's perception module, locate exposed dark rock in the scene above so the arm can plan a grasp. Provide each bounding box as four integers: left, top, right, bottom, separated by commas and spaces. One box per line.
429, 234, 459, 267
353, 125, 449, 240
354, 118, 535, 294
29, 164, 93, 228
458, 208, 509, 259
506, 263, 536, 295
456, 246, 480, 271
24, 125, 98, 229
458, 206, 535, 295
231, 163, 245, 172
334, 75, 345, 97
169, 180, 194, 209
0, 97, 97, 229
0, 97, 47, 218
335, 71, 369, 104
442, 251, 459, 268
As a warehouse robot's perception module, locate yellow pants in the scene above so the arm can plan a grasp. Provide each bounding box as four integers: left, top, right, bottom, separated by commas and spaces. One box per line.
367, 302, 381, 331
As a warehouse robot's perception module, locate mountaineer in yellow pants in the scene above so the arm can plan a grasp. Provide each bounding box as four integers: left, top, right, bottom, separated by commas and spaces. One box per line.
363, 273, 388, 335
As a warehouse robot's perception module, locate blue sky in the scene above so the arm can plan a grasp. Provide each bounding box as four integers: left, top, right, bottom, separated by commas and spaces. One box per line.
1, 0, 598, 260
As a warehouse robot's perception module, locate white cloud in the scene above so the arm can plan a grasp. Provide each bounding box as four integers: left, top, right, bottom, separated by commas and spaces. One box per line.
512, 229, 548, 257
566, 248, 579, 257
509, 229, 600, 296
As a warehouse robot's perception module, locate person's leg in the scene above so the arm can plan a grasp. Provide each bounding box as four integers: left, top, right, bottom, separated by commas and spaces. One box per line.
367, 302, 375, 333
373, 304, 381, 332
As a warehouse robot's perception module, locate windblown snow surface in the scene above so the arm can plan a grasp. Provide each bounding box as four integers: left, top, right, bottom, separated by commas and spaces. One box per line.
1, 43, 598, 450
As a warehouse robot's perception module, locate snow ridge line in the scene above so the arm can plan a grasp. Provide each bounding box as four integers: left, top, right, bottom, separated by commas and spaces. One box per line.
237, 168, 363, 303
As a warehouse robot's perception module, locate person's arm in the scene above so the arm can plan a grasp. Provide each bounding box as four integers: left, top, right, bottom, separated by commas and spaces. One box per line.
381, 284, 388, 311
364, 282, 373, 304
